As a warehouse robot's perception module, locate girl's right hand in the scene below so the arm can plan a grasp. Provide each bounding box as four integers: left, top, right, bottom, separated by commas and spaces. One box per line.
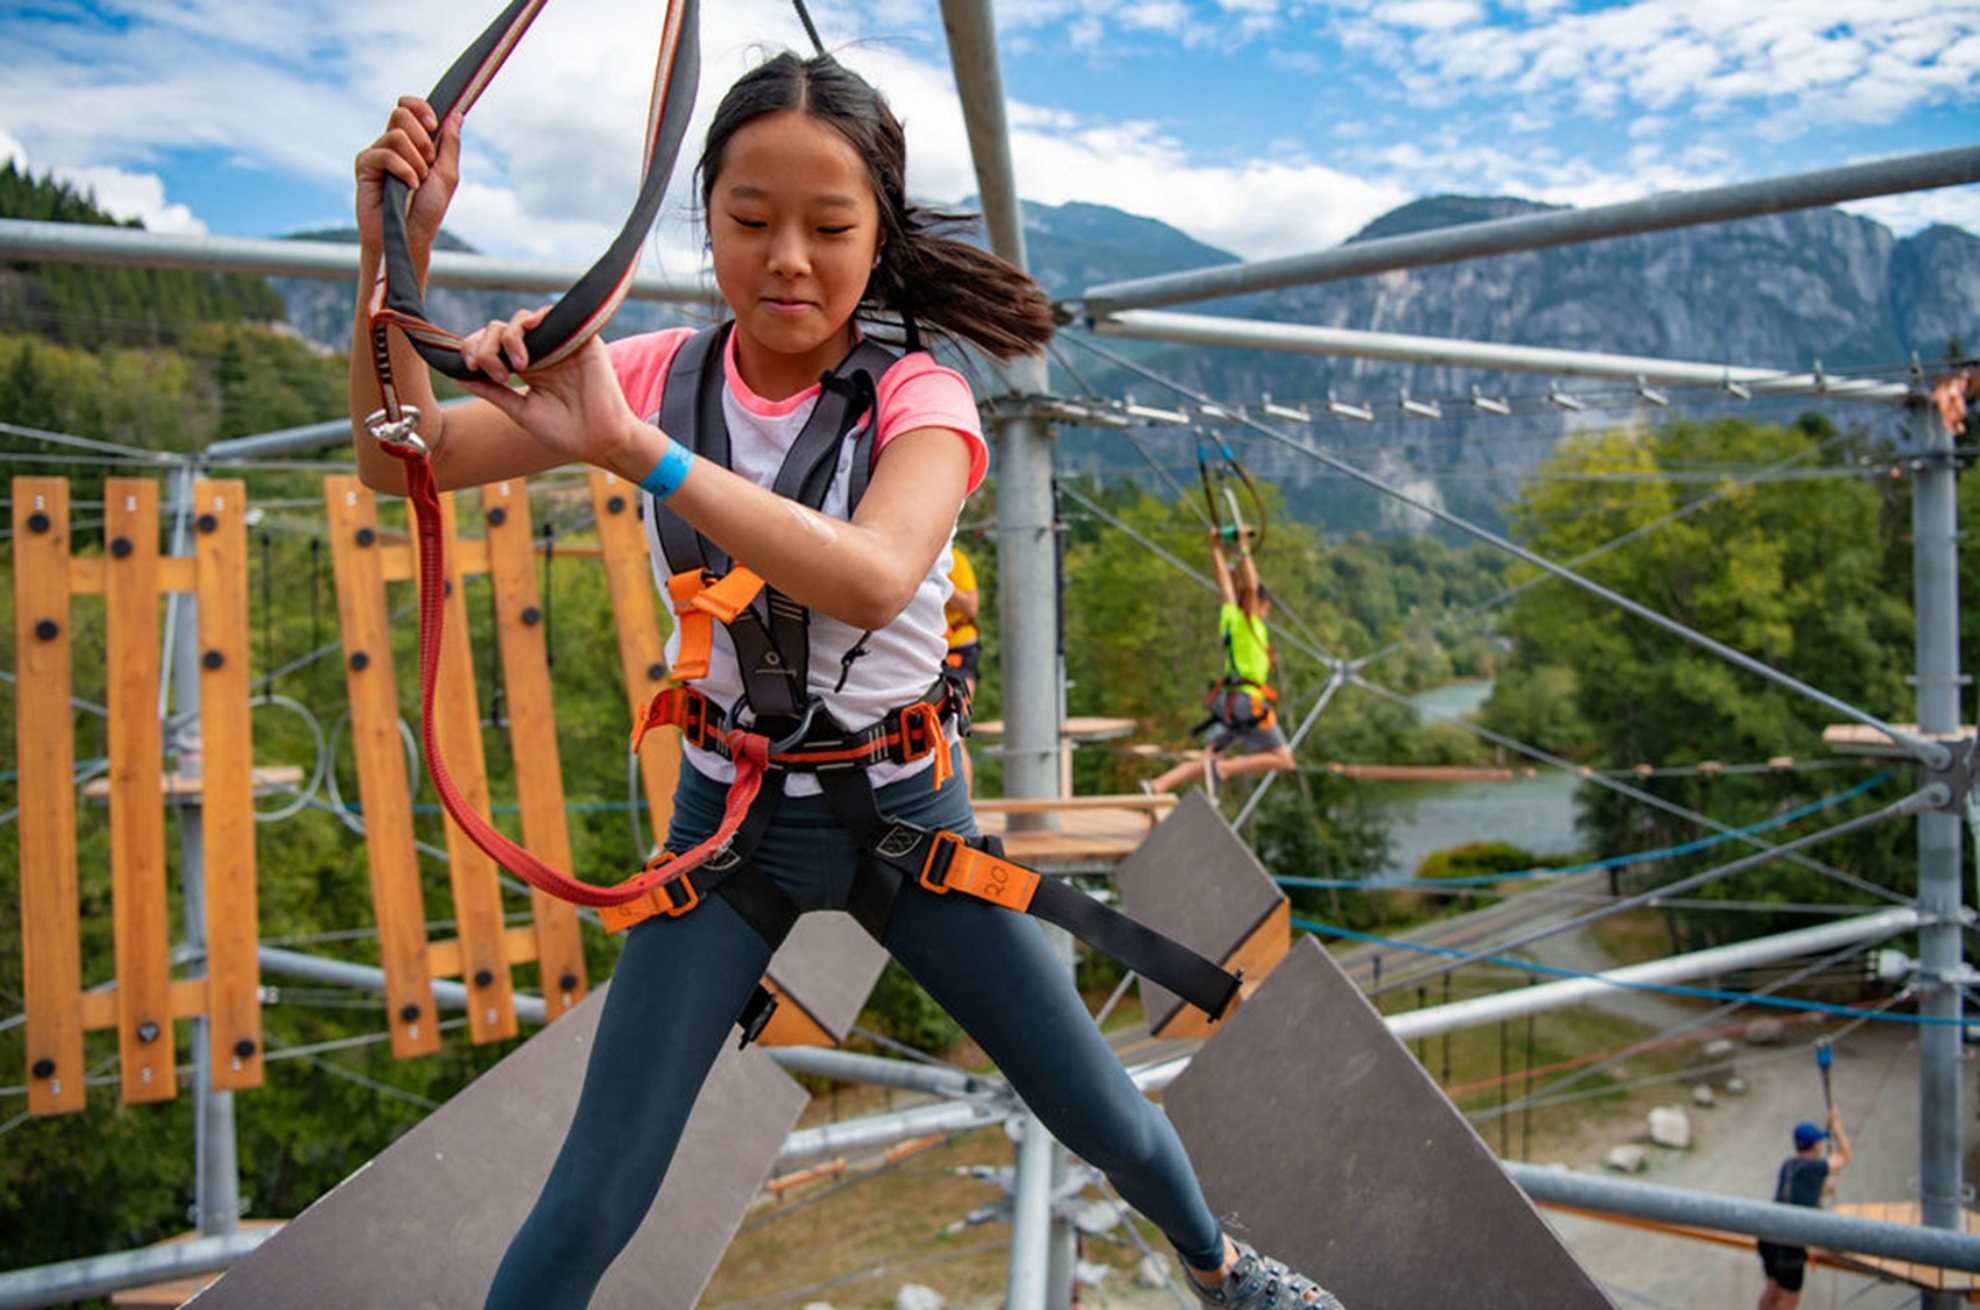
354, 96, 462, 253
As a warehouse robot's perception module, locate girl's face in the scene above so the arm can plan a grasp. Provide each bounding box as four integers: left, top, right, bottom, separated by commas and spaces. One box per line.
708, 109, 882, 400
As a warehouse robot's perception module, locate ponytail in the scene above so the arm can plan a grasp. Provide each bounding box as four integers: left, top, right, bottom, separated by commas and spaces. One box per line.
868, 203, 1057, 360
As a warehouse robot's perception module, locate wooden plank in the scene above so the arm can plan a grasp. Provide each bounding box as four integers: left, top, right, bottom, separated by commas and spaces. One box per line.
588, 470, 677, 842
192, 480, 263, 1091
79, 765, 306, 800
103, 479, 175, 1104
972, 793, 1177, 815
324, 477, 440, 1059
13, 478, 86, 1115
191, 983, 808, 1310
1152, 899, 1290, 1040
66, 555, 196, 597
480, 478, 587, 1018
419, 492, 518, 1044
426, 925, 541, 980
80, 977, 210, 1031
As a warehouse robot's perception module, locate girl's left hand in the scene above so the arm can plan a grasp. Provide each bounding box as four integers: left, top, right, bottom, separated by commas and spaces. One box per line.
455, 309, 646, 472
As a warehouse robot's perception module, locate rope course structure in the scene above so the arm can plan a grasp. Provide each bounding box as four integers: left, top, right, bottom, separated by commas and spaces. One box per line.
3, 5, 1980, 1304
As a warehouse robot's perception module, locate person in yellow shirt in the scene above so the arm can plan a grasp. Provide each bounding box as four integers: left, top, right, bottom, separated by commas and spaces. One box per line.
944, 545, 981, 790
1147, 527, 1295, 797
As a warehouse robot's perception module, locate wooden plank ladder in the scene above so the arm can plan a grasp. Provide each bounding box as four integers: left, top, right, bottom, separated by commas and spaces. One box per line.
13, 476, 265, 1117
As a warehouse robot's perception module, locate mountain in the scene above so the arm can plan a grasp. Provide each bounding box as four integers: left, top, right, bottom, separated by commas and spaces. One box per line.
270, 228, 704, 351
267, 197, 1980, 536
1038, 196, 1980, 535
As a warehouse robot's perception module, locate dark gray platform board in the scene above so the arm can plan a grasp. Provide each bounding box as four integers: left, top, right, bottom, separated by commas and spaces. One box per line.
1117, 790, 1287, 1034
767, 908, 887, 1041
189, 980, 808, 1309
1164, 938, 1615, 1309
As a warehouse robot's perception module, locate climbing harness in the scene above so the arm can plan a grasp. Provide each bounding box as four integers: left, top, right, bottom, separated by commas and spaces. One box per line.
1196, 433, 1266, 554
360, 2, 1237, 1032
619, 324, 1243, 1024
1196, 680, 1278, 738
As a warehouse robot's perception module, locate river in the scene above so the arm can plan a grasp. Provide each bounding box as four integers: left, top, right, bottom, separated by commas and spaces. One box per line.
1369, 680, 1584, 881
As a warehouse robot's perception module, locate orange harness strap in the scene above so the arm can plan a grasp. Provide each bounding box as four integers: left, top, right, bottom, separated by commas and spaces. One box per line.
667, 567, 765, 681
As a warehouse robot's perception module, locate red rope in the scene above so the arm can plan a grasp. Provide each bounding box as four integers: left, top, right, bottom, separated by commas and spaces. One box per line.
391, 451, 759, 908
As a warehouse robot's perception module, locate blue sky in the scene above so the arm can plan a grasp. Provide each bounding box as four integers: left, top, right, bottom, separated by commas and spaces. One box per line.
3, 0, 1975, 276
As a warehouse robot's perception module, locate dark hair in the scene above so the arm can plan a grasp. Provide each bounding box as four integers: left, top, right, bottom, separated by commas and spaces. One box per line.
696, 52, 1056, 360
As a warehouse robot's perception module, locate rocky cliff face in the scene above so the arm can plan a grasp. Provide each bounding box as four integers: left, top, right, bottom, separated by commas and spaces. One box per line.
274, 196, 1980, 534
1057, 197, 1980, 534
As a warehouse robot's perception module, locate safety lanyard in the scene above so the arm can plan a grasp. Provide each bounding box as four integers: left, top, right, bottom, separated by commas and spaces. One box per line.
1196, 432, 1266, 552
364, 0, 723, 909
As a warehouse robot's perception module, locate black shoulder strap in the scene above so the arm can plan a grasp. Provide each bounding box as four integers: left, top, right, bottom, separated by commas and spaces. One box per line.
646, 326, 902, 719
653, 323, 731, 577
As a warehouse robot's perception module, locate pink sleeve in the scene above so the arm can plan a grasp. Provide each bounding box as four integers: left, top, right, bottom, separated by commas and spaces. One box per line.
874, 354, 988, 494
607, 328, 696, 421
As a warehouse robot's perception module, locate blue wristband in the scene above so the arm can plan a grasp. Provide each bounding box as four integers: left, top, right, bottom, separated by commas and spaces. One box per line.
637, 441, 696, 501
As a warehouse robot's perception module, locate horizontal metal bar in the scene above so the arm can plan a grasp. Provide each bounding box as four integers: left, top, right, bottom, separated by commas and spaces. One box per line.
258, 944, 547, 1026
0, 1228, 276, 1310
0, 218, 718, 304
1092, 309, 1910, 402
767, 1045, 1000, 1102
1386, 906, 1921, 1041
1507, 1162, 1980, 1272
1080, 145, 1980, 314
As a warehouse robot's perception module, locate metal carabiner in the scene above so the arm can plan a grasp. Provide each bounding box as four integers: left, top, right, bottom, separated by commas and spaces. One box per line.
364, 405, 427, 457
727, 692, 820, 756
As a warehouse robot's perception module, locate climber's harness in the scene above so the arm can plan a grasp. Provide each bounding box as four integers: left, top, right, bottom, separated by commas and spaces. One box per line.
614, 325, 1241, 1029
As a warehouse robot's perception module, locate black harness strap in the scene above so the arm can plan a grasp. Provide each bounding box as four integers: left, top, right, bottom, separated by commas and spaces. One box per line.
653, 323, 894, 719
814, 768, 1241, 1021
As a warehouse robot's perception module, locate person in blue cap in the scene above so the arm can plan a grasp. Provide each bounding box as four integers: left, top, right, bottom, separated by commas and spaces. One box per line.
1756, 1106, 1851, 1308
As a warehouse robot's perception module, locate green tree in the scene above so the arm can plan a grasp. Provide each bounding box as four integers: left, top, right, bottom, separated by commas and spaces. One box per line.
1486, 415, 1915, 943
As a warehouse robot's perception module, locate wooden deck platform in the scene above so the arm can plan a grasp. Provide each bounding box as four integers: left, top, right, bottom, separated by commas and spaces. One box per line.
1826, 1202, 1980, 1295
970, 793, 1175, 870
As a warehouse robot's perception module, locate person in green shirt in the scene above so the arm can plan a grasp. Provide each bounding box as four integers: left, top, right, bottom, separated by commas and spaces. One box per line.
1147, 527, 1296, 796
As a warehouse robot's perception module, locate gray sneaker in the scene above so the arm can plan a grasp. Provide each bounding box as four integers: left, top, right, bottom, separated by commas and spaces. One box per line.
1186, 1241, 1344, 1310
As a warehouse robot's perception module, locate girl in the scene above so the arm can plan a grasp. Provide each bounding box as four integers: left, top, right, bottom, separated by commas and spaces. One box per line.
350, 50, 1342, 1310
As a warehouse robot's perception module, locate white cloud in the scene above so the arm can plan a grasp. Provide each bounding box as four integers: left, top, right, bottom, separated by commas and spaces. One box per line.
70, 166, 209, 235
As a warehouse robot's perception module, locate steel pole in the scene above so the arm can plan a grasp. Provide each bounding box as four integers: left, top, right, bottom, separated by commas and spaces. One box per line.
938, 5, 1069, 1303
1909, 395, 1967, 1309
1505, 1164, 1980, 1271
1090, 309, 1908, 401
1080, 145, 1980, 314
163, 466, 241, 1241
0, 218, 716, 303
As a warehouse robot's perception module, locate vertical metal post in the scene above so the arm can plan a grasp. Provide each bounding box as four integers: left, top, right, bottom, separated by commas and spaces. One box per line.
936, 4, 1069, 1305
937, 0, 1062, 826
166, 464, 240, 1239
1908, 398, 1965, 1308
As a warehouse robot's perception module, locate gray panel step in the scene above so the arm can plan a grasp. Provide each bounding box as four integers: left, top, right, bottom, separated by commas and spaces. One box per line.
1164, 938, 1615, 1309
189, 981, 807, 1309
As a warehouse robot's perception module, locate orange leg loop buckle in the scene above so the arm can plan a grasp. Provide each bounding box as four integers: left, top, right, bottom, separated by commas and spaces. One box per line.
597, 856, 701, 934
918, 831, 1037, 912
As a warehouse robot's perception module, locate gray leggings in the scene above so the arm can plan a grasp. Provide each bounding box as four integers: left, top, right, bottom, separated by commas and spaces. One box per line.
485, 753, 1225, 1307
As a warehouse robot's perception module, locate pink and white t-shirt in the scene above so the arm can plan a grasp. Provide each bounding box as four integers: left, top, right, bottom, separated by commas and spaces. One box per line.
609, 327, 986, 793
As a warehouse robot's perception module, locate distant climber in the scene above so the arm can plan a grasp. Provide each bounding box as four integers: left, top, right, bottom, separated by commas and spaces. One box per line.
1147, 525, 1295, 797
943, 543, 981, 792
1756, 1108, 1851, 1309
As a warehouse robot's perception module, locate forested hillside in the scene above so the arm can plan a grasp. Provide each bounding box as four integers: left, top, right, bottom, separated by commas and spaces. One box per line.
0, 163, 287, 348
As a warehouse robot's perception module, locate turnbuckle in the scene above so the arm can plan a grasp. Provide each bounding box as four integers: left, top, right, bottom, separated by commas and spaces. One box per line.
364, 405, 427, 456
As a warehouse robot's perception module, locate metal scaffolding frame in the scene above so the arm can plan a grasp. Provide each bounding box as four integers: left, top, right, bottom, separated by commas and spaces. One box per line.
0, 2, 1971, 1303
